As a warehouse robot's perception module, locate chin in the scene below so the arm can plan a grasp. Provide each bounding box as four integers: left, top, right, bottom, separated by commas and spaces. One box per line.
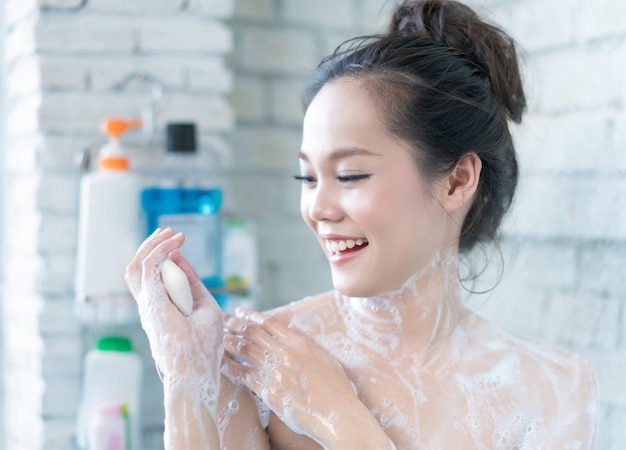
332, 276, 383, 299
332, 268, 413, 298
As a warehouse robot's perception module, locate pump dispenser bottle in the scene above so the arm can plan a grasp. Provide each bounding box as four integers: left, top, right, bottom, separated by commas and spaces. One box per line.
75, 118, 142, 308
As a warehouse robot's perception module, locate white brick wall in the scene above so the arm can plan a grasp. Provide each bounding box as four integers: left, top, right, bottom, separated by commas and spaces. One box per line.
469, 1, 626, 447
1, 0, 234, 448
228, 1, 626, 448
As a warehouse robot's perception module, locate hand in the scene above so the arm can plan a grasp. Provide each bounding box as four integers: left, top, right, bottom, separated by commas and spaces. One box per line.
125, 228, 224, 413
221, 308, 363, 446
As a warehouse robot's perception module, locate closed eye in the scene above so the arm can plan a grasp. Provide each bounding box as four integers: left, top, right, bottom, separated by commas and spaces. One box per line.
337, 173, 371, 183
293, 174, 316, 185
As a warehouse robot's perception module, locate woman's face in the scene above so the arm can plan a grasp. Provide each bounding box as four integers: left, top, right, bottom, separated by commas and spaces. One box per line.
299, 78, 454, 298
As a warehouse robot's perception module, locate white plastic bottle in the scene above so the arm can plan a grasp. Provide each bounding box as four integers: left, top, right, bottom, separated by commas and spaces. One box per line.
75, 118, 142, 310
76, 336, 142, 450
223, 218, 258, 314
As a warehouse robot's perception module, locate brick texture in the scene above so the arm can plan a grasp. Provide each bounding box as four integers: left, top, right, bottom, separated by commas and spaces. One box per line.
1, 0, 234, 448
227, 1, 626, 448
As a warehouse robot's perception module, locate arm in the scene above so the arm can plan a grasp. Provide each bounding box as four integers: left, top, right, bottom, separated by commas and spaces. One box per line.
522, 353, 599, 450
125, 228, 224, 449
218, 376, 271, 449
545, 357, 599, 449
222, 308, 396, 450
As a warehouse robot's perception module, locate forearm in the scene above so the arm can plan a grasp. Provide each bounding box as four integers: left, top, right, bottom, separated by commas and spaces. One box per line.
163, 379, 220, 449
161, 341, 224, 450
318, 401, 396, 450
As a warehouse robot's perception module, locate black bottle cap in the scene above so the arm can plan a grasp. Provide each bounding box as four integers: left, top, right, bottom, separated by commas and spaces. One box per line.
166, 123, 197, 154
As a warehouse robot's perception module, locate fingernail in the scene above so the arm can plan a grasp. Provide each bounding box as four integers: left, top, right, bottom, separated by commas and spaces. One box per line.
225, 315, 236, 326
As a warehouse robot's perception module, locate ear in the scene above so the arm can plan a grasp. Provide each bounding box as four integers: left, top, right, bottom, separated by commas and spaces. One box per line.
442, 152, 482, 212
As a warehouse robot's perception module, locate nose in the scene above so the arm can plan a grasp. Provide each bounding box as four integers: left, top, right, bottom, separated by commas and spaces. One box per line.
303, 182, 342, 223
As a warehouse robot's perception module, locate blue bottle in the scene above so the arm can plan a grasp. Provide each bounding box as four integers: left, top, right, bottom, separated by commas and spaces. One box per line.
140, 123, 226, 306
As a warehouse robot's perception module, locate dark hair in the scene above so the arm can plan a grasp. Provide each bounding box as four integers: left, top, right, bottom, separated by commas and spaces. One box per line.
302, 0, 526, 253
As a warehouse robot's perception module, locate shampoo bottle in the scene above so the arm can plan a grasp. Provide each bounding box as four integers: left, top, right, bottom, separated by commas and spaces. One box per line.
75, 118, 142, 309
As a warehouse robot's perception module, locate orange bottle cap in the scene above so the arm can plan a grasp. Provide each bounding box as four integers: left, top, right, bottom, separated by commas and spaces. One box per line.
99, 157, 130, 171
101, 118, 142, 139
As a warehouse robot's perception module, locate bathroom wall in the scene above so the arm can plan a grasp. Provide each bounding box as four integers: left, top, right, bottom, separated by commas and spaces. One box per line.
1, 0, 624, 449
1, 0, 234, 448
466, 1, 626, 447
225, 0, 395, 309
228, 0, 626, 448
0, 2, 6, 448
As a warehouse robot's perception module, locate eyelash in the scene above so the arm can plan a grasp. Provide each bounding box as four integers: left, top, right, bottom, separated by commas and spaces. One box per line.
293, 174, 371, 184
293, 175, 315, 184
337, 174, 371, 183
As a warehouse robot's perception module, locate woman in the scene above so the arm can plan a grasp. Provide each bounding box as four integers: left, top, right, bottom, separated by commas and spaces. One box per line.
126, 1, 598, 448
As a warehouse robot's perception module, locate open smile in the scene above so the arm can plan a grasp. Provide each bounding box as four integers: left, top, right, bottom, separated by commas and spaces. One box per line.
324, 238, 369, 255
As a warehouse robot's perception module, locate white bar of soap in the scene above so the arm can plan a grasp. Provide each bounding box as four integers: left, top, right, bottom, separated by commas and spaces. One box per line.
161, 258, 193, 316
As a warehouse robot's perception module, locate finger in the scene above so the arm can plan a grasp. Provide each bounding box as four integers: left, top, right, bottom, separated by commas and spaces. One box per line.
224, 315, 280, 356
141, 232, 186, 277
223, 333, 269, 368
168, 249, 206, 293
221, 351, 267, 396
235, 308, 298, 344
125, 228, 174, 293
134, 227, 175, 268
223, 317, 284, 371
137, 227, 170, 257
138, 232, 186, 313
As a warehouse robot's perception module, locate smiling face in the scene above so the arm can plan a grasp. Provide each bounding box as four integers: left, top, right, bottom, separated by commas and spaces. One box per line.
298, 78, 458, 298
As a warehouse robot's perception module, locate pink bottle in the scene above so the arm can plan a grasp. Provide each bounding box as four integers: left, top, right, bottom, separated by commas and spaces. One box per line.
88, 403, 127, 450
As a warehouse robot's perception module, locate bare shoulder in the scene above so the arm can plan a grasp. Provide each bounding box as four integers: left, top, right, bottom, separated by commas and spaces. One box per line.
461, 313, 598, 442
468, 313, 597, 388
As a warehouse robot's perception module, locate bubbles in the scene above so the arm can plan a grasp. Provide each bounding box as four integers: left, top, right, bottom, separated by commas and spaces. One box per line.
228, 399, 240, 414
268, 247, 596, 448
282, 394, 295, 412
252, 394, 271, 429
263, 351, 279, 367
300, 374, 310, 389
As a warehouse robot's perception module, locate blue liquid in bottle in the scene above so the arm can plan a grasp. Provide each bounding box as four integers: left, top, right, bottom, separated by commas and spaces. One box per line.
141, 187, 226, 307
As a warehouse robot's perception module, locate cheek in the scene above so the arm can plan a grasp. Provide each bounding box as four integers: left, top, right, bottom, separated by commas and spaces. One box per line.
375, 179, 427, 217
299, 191, 313, 227
376, 185, 435, 240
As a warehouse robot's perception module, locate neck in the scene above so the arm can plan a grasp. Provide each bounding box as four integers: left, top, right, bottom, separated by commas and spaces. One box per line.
336, 249, 469, 360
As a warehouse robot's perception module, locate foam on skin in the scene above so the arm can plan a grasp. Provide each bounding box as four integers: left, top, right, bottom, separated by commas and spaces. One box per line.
258, 249, 598, 448
137, 260, 223, 448
215, 249, 596, 448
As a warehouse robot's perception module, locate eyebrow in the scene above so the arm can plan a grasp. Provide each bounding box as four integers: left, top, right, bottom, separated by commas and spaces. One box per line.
298, 146, 382, 162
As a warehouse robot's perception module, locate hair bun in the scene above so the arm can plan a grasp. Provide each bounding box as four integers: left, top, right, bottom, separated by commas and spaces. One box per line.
389, 0, 526, 123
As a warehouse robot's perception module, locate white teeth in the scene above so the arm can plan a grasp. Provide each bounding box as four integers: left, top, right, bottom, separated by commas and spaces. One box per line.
325, 238, 368, 254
